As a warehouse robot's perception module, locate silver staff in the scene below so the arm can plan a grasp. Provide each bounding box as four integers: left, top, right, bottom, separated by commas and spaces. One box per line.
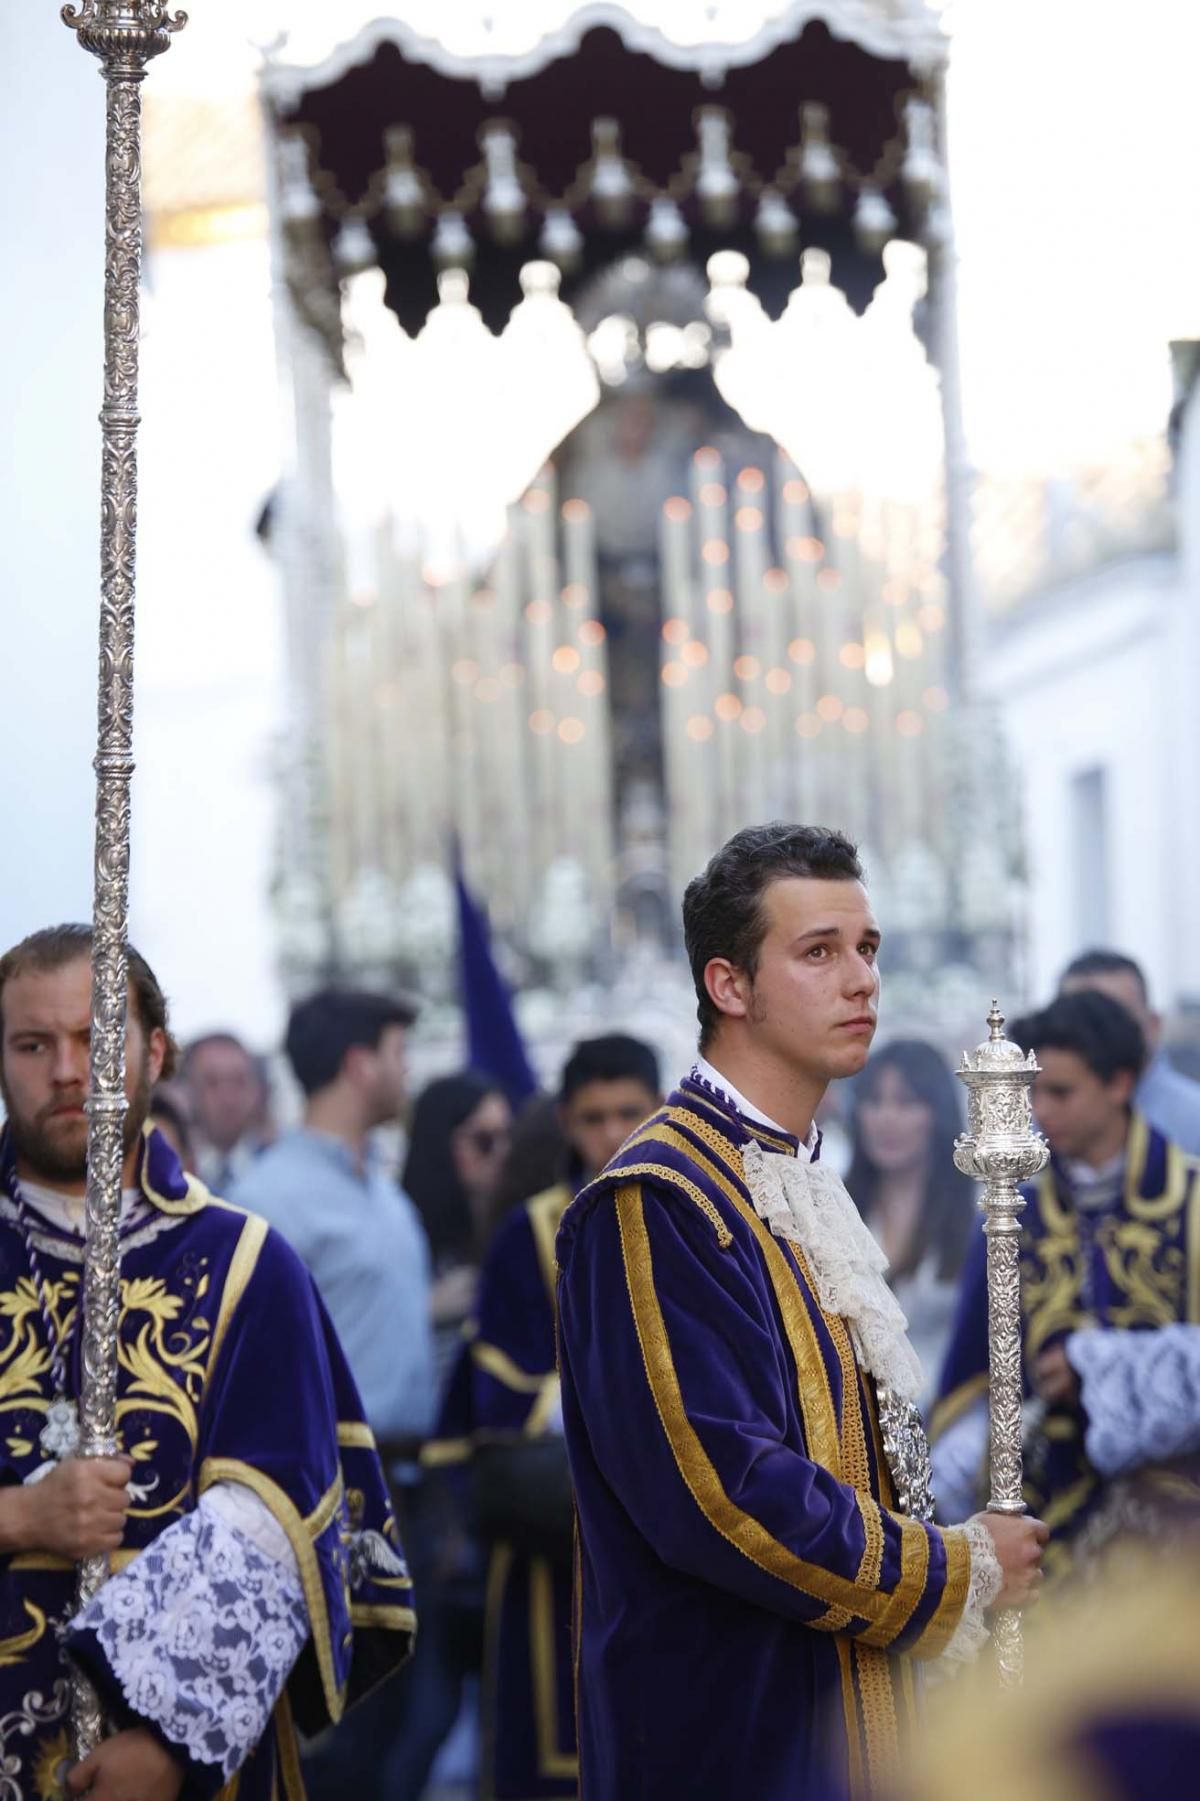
60, 0, 185, 1761
954, 1003, 1048, 1685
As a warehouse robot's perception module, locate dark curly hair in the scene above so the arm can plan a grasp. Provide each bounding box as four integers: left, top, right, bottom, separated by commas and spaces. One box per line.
682, 823, 863, 1049
1011, 990, 1146, 1084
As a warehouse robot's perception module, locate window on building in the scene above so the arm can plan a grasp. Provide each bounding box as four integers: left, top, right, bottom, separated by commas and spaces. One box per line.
1070, 766, 1110, 945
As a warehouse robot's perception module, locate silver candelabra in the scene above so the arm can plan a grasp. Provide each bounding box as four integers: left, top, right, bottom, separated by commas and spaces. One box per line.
954, 1002, 1048, 1685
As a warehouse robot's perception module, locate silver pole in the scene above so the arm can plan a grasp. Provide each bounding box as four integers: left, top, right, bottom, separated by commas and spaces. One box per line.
954, 1003, 1048, 1685
59, 0, 185, 1760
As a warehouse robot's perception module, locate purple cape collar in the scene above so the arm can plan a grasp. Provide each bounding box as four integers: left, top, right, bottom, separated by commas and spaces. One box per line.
0, 1122, 204, 1230
679, 1069, 811, 1160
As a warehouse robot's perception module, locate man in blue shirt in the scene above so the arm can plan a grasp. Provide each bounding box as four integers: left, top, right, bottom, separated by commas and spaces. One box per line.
1059, 949, 1200, 1157
233, 987, 437, 1799
232, 988, 436, 1456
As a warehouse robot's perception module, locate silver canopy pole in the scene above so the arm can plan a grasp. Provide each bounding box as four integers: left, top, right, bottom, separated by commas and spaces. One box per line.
59, 0, 186, 1760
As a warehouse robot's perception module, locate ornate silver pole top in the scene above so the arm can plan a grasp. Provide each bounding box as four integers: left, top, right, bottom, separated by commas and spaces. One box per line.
62, 0, 186, 67
955, 1000, 1049, 1183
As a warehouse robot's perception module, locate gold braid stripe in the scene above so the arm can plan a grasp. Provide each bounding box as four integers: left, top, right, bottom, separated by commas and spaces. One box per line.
525, 1183, 573, 1303
928, 1370, 989, 1445
632, 1117, 843, 1477
530, 1557, 579, 1778
337, 1421, 376, 1449
306, 1472, 345, 1537
836, 1637, 866, 1800
910, 1524, 973, 1657
199, 1456, 347, 1721
205, 1213, 270, 1385
138, 1122, 209, 1217
615, 1185, 927, 1637
274, 1689, 306, 1801
825, 1313, 873, 1496
421, 1436, 472, 1468
673, 1113, 953, 1653
853, 1637, 901, 1793
679, 1088, 799, 1156
350, 1603, 417, 1632
603, 1156, 733, 1248
472, 1339, 547, 1394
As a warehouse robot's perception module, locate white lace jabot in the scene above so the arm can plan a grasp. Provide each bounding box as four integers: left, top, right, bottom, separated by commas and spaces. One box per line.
740, 1140, 924, 1404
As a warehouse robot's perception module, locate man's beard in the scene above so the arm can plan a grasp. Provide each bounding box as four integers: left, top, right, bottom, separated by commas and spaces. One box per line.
1, 1055, 153, 1184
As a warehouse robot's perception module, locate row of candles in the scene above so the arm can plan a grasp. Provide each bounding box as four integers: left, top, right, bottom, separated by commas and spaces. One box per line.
327, 468, 614, 943
659, 446, 951, 904
325, 445, 951, 951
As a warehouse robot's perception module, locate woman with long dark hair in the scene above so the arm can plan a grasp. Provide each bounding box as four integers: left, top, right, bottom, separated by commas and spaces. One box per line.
845, 1039, 975, 1408
402, 1071, 513, 1378
383, 1071, 512, 1801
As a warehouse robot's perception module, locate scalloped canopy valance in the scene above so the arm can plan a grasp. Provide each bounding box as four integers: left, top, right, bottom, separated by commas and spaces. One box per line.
263, 2, 948, 337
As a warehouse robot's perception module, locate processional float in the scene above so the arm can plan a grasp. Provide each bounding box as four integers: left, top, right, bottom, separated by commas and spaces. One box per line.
59, 0, 184, 1761
955, 1005, 1049, 1684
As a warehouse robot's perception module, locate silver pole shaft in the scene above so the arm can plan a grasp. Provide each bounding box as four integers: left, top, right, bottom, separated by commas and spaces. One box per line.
60, 0, 185, 1760
982, 1171, 1028, 1685
955, 1004, 1049, 1689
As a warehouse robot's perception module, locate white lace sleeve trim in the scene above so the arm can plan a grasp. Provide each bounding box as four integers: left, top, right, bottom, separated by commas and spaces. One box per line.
937, 1515, 1002, 1667
69, 1493, 309, 1779
741, 1139, 924, 1403
1067, 1324, 1200, 1477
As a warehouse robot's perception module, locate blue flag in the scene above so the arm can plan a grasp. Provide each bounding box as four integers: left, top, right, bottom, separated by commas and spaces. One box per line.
454, 862, 538, 1105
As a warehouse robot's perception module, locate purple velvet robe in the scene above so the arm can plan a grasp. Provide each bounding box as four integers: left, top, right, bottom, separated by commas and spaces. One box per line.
556, 1079, 970, 1801
473, 1182, 577, 1799
934, 1114, 1200, 1570
0, 1126, 413, 1800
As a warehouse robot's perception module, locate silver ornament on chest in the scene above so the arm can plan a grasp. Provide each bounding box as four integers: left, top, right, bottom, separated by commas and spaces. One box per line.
876, 1383, 935, 1523
40, 1395, 81, 1462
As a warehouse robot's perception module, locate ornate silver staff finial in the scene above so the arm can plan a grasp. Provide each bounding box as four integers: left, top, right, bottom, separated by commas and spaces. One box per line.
954, 1003, 1048, 1686
61, 0, 185, 1764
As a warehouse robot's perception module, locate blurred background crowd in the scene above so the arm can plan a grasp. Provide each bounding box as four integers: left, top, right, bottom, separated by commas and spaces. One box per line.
150, 931, 1200, 1799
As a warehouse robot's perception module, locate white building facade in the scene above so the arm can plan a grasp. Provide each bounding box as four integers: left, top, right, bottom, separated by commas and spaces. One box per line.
985, 369, 1200, 1018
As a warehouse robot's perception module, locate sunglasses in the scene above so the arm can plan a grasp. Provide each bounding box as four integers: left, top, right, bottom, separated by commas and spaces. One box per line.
465, 1126, 510, 1157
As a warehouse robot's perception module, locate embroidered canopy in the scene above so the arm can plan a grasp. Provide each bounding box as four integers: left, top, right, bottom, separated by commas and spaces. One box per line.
261, 1, 950, 338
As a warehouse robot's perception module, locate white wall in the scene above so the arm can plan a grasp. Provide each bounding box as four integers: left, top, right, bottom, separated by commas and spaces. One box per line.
131, 236, 287, 1043
1162, 380, 1200, 1001
0, 8, 285, 1044
0, 6, 104, 947
986, 555, 1187, 1011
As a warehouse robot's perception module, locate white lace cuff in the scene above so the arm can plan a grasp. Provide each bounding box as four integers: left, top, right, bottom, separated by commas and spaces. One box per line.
938, 1515, 1002, 1667
69, 1492, 309, 1779
1068, 1324, 1200, 1477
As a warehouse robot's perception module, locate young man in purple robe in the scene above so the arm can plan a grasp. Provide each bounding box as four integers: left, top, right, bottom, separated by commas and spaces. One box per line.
555, 825, 1046, 1800
0, 926, 413, 1801
457, 1034, 661, 1801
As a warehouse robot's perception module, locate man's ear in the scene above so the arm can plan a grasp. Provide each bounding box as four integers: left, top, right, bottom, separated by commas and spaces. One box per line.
704, 957, 750, 1024
147, 1027, 167, 1087
341, 1043, 373, 1089
1111, 1068, 1139, 1110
